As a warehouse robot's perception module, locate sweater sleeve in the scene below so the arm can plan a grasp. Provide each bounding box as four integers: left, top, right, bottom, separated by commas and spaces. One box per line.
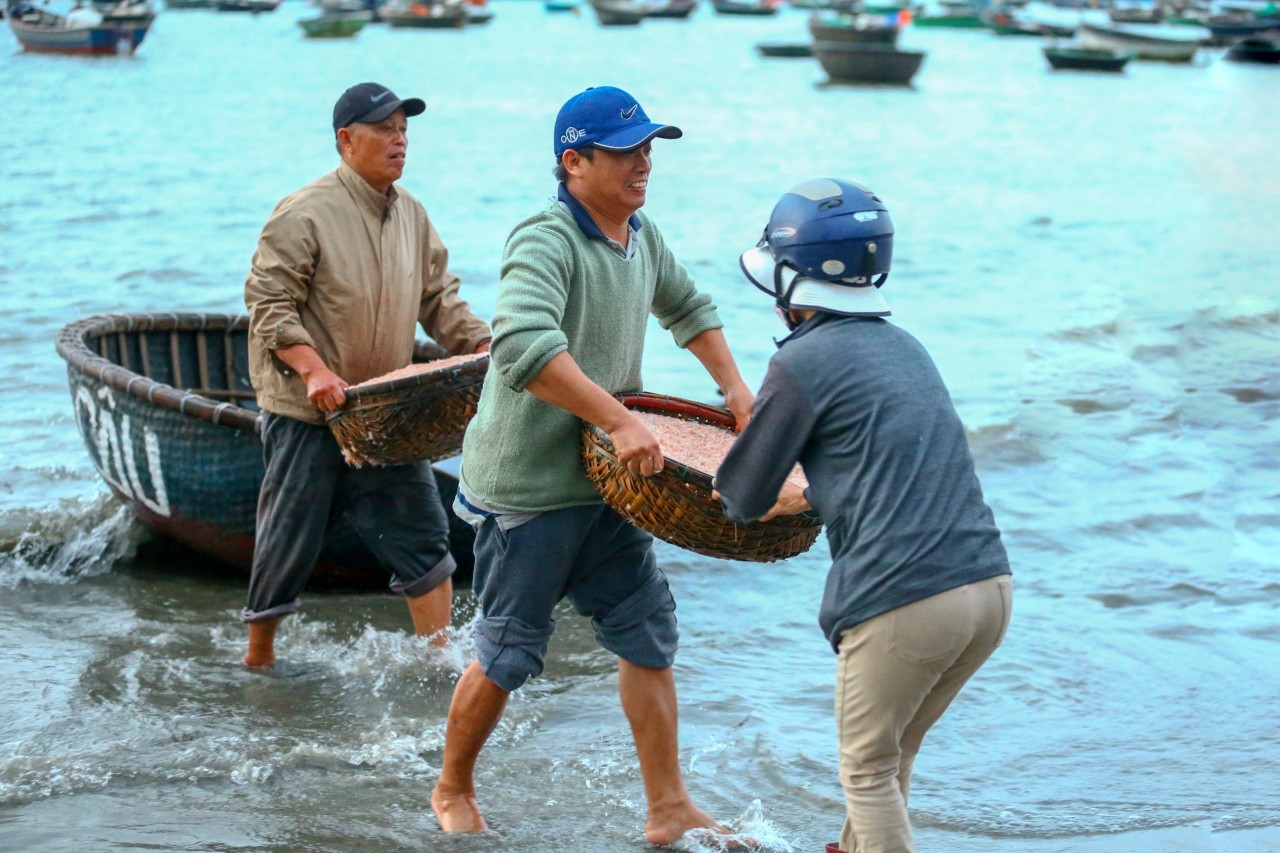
489, 224, 572, 392
716, 359, 817, 522
645, 218, 723, 348
243, 198, 319, 357
417, 215, 492, 355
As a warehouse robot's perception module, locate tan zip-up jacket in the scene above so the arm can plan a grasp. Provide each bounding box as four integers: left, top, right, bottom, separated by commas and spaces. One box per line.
244, 161, 491, 425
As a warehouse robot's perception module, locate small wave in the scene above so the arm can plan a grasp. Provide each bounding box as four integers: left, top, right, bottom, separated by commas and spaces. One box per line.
63, 213, 121, 225
1046, 320, 1120, 346
208, 615, 472, 692
667, 800, 796, 853
114, 268, 202, 284
1191, 307, 1280, 333
1088, 583, 1214, 610
1129, 343, 1179, 365
1087, 512, 1211, 537
0, 496, 144, 588
1221, 386, 1279, 404
1054, 396, 1130, 415
925, 799, 1214, 838
966, 423, 1045, 468
224, 716, 448, 783
0, 755, 114, 806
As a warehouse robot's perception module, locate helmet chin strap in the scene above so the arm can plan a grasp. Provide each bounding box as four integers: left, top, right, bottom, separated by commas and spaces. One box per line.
772, 263, 800, 331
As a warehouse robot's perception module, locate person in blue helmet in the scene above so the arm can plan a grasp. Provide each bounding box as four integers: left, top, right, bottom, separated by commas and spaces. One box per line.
714, 179, 1013, 853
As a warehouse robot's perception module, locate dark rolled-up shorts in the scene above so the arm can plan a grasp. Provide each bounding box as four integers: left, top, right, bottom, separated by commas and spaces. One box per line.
241, 413, 455, 622
470, 502, 678, 692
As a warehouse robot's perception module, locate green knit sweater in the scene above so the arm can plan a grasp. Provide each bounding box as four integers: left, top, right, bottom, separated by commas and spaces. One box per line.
459, 201, 723, 511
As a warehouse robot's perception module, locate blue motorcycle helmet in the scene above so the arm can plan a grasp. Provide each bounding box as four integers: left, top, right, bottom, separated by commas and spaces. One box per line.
740, 178, 894, 323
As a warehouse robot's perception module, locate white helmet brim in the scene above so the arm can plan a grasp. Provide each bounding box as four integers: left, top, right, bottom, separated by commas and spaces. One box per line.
740, 245, 891, 317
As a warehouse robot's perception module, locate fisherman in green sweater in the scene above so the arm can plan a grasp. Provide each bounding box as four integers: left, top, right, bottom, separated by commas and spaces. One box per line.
430, 86, 755, 846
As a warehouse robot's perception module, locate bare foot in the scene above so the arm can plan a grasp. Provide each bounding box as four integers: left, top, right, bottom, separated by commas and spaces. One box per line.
646, 803, 750, 848
431, 785, 488, 833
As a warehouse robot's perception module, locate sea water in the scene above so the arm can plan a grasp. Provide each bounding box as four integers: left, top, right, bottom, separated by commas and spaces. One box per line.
1, 3, 1277, 851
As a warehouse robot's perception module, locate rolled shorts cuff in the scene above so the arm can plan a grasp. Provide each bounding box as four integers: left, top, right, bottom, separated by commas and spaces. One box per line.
592, 571, 678, 670
474, 615, 558, 692
240, 600, 300, 623
393, 552, 456, 598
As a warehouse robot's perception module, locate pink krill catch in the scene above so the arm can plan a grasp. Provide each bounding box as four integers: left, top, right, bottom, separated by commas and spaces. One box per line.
633, 410, 807, 489
349, 353, 487, 389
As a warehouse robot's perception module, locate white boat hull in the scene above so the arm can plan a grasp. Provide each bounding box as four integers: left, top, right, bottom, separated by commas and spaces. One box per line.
1077, 23, 1201, 61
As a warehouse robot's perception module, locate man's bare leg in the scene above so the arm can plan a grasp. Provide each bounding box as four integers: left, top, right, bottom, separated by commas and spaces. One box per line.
431, 660, 510, 832
243, 616, 282, 668
406, 578, 453, 648
619, 660, 735, 846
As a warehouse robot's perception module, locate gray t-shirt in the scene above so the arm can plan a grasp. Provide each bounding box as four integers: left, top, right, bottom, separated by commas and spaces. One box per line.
716, 313, 1010, 651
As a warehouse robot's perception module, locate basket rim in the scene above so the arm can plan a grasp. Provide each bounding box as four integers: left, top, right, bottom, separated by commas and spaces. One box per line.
340, 353, 490, 403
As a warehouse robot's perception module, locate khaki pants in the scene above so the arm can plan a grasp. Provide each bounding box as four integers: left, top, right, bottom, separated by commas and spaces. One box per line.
836, 574, 1012, 853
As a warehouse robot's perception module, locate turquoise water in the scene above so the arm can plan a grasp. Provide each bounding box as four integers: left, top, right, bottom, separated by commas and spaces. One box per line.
2, 3, 1278, 851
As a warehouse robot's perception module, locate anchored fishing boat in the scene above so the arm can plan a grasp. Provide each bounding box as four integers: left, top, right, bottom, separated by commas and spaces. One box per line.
55, 313, 476, 588
1224, 33, 1280, 61
6, 0, 151, 54
645, 0, 697, 18
813, 41, 926, 83
710, 0, 778, 16
587, 0, 648, 25
913, 0, 985, 27
298, 9, 371, 37
808, 13, 901, 44
380, 0, 468, 27
756, 41, 814, 56
1043, 44, 1135, 71
1077, 21, 1204, 61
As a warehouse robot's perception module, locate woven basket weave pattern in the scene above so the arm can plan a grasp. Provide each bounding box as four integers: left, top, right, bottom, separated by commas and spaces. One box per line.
327, 358, 488, 467
582, 393, 821, 563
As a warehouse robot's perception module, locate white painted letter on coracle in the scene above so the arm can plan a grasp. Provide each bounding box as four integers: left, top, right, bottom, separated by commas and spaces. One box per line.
74, 384, 171, 517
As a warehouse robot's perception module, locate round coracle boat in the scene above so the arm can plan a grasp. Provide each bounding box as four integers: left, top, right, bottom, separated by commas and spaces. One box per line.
55, 312, 476, 586
582, 393, 822, 563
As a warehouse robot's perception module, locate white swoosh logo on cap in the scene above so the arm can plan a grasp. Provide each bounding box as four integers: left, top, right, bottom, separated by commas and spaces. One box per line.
621, 104, 638, 120
371, 91, 392, 103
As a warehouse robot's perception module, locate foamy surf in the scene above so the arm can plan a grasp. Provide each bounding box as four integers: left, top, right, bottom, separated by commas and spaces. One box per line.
0, 495, 142, 588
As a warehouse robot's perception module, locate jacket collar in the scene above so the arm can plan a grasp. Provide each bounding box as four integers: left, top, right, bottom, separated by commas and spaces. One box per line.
557, 182, 642, 242
338, 160, 399, 218
776, 312, 879, 348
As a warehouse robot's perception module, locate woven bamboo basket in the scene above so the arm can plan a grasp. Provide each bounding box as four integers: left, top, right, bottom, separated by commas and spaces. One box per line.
582, 392, 822, 562
327, 354, 489, 467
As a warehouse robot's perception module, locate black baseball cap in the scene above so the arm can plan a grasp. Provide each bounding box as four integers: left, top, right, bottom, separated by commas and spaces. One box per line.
332, 82, 425, 132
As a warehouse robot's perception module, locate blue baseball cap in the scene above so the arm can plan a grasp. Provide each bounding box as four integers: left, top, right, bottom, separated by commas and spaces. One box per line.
553, 86, 682, 157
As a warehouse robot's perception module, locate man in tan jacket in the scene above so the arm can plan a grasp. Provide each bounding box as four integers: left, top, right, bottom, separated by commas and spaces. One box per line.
240, 82, 491, 668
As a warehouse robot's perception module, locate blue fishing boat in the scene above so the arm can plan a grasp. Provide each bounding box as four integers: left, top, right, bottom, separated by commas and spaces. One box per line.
55, 313, 477, 588
6, 1, 150, 54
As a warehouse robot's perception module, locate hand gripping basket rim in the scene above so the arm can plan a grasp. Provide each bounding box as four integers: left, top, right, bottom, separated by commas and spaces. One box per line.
326, 354, 489, 467
581, 392, 821, 563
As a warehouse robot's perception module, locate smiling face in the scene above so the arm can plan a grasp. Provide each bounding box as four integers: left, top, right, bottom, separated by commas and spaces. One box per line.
337, 108, 408, 195
564, 143, 653, 222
